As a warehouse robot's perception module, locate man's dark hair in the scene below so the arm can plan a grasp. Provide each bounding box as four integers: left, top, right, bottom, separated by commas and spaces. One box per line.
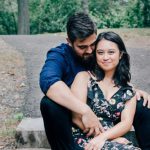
92, 31, 131, 87
67, 12, 97, 43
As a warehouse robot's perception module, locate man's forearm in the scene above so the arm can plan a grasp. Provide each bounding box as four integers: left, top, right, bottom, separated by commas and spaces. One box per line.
46, 81, 89, 115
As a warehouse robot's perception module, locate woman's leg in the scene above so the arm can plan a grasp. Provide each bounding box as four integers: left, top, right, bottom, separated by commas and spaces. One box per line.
40, 96, 83, 150
133, 99, 150, 150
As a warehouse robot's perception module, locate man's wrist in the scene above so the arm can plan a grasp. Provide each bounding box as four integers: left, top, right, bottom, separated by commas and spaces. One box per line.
80, 104, 90, 115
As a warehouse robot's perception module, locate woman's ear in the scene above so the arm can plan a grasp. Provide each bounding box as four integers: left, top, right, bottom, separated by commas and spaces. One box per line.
120, 52, 123, 59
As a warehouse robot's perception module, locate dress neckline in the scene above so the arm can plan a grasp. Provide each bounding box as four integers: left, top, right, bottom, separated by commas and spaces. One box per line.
97, 83, 122, 101
90, 77, 122, 101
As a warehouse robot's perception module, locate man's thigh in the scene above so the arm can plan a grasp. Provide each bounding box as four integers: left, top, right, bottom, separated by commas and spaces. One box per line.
133, 100, 150, 150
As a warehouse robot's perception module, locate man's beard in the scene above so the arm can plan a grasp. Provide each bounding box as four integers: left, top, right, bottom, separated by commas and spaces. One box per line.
82, 53, 94, 63
72, 49, 94, 69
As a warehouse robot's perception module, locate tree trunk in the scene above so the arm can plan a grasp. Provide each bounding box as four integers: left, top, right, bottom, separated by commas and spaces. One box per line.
17, 0, 30, 34
81, 0, 89, 14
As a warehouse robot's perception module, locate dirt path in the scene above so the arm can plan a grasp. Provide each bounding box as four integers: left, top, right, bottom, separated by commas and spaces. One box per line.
0, 39, 27, 149
1, 34, 65, 117
1, 29, 150, 118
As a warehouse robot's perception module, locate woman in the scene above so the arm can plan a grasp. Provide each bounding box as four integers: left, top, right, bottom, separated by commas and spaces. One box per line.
71, 31, 140, 150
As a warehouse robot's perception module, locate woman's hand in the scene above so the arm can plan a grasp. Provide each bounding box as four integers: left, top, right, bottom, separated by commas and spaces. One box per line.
112, 137, 130, 144
84, 135, 106, 150
135, 89, 150, 108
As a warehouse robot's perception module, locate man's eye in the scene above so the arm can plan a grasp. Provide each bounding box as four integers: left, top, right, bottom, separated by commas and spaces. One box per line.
90, 44, 95, 50
78, 46, 86, 49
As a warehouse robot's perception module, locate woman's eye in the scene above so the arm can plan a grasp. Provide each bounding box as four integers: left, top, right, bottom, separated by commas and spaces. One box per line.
97, 51, 104, 55
109, 51, 115, 54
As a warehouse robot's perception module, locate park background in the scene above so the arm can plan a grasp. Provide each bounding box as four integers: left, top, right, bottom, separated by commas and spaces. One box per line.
0, 0, 150, 34
0, 0, 150, 149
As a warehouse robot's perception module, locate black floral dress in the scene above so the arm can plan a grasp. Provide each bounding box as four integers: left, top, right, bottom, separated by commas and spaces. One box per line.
72, 77, 141, 150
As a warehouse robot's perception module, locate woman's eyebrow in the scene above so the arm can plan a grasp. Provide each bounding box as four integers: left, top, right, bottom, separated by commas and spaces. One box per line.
96, 48, 117, 51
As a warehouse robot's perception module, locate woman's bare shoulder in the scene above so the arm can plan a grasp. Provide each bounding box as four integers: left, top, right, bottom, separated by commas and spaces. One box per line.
76, 71, 90, 77
75, 71, 90, 80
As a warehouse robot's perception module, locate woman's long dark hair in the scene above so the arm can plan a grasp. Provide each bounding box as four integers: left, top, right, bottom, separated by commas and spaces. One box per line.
91, 31, 131, 87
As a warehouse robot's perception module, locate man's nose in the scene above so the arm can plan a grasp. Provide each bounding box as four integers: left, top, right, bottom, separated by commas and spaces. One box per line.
86, 46, 93, 54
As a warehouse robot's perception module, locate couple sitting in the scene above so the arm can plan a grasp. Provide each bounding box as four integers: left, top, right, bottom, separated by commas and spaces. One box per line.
40, 12, 150, 150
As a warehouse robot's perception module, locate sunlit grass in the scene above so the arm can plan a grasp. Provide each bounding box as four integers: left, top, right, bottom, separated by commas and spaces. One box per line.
0, 112, 24, 149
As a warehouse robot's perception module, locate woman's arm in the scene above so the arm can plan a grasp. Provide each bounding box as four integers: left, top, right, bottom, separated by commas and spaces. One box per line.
101, 95, 136, 140
85, 96, 136, 150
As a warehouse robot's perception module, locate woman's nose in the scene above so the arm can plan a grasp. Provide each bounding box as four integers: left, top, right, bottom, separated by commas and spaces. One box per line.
103, 53, 109, 60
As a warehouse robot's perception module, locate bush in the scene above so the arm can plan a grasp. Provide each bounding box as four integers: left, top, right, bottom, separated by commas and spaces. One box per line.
29, 0, 81, 34
0, 1, 17, 34
89, 0, 127, 28
0, 0, 149, 34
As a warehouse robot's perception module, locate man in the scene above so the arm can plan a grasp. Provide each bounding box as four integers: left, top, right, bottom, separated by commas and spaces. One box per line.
40, 12, 150, 150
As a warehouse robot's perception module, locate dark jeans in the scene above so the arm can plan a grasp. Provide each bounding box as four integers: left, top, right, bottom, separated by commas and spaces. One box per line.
40, 96, 150, 150
133, 100, 150, 150
40, 96, 83, 150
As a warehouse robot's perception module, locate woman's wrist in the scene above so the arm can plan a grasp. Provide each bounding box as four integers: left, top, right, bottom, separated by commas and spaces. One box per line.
98, 133, 108, 141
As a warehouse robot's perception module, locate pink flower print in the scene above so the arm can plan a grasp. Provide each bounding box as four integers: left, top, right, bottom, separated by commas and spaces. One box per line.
122, 93, 126, 99
115, 112, 121, 117
117, 102, 123, 109
77, 138, 83, 144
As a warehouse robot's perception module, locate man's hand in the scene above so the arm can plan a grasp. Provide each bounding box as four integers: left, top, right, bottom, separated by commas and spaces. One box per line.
82, 108, 104, 137
135, 89, 150, 108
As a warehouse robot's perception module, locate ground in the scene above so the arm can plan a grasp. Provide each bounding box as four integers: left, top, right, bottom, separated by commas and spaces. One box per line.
0, 28, 149, 149
0, 39, 27, 149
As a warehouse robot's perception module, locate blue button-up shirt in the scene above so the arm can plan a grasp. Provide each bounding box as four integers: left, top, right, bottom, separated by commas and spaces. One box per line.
40, 43, 86, 94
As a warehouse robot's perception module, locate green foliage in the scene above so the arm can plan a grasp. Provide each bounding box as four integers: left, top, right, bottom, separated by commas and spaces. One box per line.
124, 0, 144, 27
13, 112, 24, 121
89, 0, 150, 29
0, 0, 17, 34
0, 0, 149, 34
0, 11, 17, 34
142, 0, 150, 27
29, 0, 81, 34
89, 0, 128, 28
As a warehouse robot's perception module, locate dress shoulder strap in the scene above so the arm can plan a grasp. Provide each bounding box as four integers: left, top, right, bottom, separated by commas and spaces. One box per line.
87, 71, 97, 81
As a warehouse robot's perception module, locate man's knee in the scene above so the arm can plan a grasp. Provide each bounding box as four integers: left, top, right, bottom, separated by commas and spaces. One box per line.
40, 96, 71, 120
135, 99, 150, 121
41, 96, 59, 113
133, 99, 150, 149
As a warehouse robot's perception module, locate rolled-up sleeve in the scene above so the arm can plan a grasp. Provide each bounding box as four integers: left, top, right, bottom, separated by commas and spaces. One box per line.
40, 49, 66, 94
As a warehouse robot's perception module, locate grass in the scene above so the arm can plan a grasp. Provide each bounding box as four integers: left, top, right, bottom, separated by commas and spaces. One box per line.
0, 113, 24, 149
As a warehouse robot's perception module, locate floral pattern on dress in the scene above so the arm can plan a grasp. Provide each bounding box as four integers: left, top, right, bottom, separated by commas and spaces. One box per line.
72, 77, 140, 150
